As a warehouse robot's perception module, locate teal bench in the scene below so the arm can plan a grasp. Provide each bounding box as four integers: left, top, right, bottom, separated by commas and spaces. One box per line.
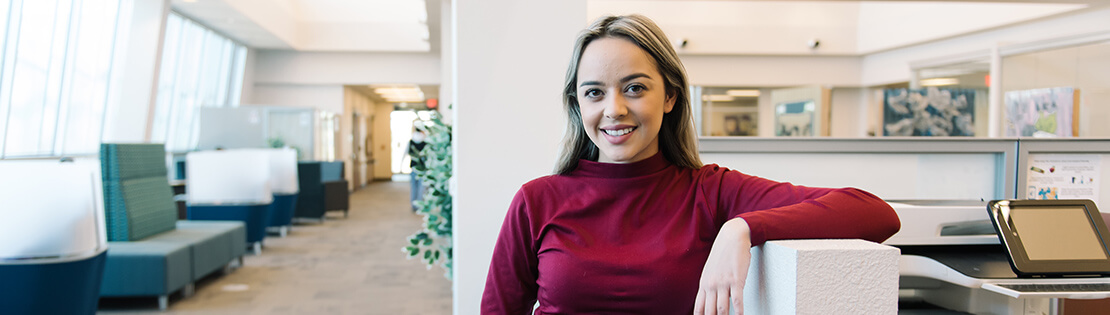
99, 143, 247, 310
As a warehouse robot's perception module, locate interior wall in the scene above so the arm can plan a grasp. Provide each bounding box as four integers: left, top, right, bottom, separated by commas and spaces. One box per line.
250, 84, 345, 113
588, 1, 861, 56
372, 101, 393, 180
683, 55, 862, 87
855, 2, 1084, 54
251, 50, 440, 85
453, 1, 586, 314
861, 6, 1110, 87
830, 88, 867, 137
343, 87, 376, 188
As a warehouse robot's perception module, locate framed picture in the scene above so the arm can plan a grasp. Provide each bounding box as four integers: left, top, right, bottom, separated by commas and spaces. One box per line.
883, 87, 976, 136
724, 113, 757, 136
1004, 87, 1079, 137
775, 101, 815, 136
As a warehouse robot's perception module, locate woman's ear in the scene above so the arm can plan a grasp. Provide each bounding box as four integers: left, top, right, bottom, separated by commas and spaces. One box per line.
664, 89, 677, 114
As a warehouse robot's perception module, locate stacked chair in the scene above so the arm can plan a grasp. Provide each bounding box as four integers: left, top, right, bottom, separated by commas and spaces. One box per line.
0, 160, 108, 314
98, 143, 246, 310
186, 149, 273, 255
262, 148, 300, 237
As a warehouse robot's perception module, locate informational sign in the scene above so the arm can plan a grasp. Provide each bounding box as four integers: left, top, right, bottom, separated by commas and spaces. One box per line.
1027, 154, 1101, 203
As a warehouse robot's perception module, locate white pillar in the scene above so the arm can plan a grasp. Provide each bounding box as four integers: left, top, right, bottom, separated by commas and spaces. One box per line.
988, 45, 1003, 138
744, 240, 900, 315
452, 1, 586, 314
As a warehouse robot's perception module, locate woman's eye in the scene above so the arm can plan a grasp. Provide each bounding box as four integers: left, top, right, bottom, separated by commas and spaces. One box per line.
584, 89, 603, 99
625, 84, 645, 95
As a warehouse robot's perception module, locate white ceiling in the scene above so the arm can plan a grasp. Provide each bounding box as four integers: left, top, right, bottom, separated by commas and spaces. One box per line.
172, 0, 432, 51
172, 0, 1096, 55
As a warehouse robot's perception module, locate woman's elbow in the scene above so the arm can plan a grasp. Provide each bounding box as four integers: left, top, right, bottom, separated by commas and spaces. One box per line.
866, 199, 901, 243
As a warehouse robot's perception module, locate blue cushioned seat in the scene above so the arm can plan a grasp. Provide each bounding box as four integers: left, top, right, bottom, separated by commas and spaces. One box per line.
100, 241, 191, 299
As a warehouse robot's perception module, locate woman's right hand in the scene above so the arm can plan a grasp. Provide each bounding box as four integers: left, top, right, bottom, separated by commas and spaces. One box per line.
693, 218, 752, 315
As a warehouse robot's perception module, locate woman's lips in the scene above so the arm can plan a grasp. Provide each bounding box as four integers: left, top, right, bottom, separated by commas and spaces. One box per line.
601, 126, 636, 144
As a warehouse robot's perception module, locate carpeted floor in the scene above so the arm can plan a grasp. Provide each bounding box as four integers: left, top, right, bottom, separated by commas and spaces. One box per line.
99, 181, 453, 314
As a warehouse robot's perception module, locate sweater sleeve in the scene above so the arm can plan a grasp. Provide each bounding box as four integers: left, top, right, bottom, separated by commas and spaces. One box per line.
710, 166, 900, 246
481, 188, 539, 315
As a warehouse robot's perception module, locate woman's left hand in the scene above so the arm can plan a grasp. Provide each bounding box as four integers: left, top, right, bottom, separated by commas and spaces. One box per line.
694, 218, 752, 315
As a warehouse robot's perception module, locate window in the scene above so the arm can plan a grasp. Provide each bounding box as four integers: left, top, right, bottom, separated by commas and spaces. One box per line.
0, 0, 129, 158
151, 12, 247, 152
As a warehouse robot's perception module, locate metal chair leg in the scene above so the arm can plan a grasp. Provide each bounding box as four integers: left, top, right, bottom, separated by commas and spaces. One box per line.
158, 295, 168, 310
184, 283, 196, 297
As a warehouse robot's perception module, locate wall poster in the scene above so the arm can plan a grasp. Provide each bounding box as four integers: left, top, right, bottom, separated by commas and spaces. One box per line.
1026, 154, 1101, 203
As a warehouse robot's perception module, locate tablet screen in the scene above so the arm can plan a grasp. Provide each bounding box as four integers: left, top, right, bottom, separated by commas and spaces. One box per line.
1010, 206, 1108, 261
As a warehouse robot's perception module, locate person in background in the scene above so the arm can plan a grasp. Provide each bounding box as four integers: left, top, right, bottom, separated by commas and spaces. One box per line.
407, 126, 427, 212
481, 14, 900, 314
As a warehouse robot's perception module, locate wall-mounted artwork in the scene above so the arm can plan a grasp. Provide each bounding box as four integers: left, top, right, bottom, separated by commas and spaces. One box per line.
883, 88, 976, 136
1004, 87, 1079, 137
775, 101, 815, 136
724, 113, 757, 136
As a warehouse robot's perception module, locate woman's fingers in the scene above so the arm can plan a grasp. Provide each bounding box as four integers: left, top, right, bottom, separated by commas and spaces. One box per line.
731, 284, 744, 315
704, 290, 717, 315
716, 289, 730, 315
694, 289, 706, 315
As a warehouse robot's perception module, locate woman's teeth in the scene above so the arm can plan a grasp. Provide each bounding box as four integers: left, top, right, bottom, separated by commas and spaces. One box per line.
603, 127, 635, 136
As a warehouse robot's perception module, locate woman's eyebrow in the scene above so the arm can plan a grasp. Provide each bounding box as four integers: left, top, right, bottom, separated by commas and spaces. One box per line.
620, 73, 650, 83
579, 73, 652, 87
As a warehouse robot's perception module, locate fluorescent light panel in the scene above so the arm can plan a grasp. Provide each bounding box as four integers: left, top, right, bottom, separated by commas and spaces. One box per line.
725, 89, 760, 97
702, 95, 734, 102
920, 78, 959, 86
371, 84, 425, 103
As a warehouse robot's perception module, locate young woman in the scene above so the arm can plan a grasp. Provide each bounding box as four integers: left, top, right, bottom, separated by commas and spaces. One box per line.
482, 15, 900, 315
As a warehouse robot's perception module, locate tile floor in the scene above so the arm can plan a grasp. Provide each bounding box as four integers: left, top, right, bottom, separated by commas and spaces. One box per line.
99, 181, 453, 314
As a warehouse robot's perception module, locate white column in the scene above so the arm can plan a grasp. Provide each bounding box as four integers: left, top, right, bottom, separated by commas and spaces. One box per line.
988, 45, 1003, 138
452, 1, 586, 314
744, 240, 900, 314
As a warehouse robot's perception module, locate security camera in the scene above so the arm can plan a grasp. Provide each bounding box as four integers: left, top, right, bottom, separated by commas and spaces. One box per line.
674, 38, 688, 49
807, 38, 820, 49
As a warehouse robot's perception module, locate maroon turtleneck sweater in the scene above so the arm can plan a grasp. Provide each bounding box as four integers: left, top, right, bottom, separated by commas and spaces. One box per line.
481, 153, 900, 314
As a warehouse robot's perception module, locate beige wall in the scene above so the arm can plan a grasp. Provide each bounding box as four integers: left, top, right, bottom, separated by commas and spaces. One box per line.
342, 87, 376, 190
372, 101, 393, 180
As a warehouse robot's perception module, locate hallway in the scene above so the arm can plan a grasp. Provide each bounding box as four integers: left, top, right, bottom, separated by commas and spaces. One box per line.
99, 181, 453, 314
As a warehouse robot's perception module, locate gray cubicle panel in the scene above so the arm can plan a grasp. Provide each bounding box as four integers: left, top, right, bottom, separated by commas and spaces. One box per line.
1017, 139, 1110, 212
699, 138, 1018, 201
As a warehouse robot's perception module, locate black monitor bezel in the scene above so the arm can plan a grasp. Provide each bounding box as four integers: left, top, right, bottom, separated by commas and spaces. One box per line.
987, 199, 1110, 277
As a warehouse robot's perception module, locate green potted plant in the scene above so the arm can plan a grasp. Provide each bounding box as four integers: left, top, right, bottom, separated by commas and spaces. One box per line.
403, 112, 453, 279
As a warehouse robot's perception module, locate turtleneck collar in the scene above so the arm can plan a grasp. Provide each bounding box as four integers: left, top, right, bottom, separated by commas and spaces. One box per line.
570, 152, 671, 179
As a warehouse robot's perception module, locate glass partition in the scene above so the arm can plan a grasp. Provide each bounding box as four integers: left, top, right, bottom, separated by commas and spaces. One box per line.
1001, 40, 1110, 138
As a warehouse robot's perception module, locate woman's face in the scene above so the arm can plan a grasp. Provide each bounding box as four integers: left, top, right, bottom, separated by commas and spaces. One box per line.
576, 37, 675, 164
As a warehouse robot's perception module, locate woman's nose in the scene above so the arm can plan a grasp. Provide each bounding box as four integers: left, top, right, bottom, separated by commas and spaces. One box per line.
603, 95, 628, 119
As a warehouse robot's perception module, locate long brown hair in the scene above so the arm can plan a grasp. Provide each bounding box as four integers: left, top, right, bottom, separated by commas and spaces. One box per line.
555, 14, 702, 174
